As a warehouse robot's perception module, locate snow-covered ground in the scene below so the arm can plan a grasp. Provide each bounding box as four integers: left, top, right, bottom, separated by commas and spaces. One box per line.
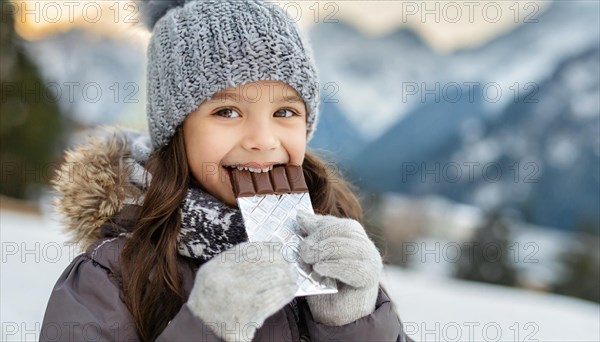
1, 208, 599, 341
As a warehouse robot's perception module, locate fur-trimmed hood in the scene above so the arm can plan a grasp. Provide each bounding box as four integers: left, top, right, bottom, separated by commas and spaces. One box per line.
52, 127, 151, 251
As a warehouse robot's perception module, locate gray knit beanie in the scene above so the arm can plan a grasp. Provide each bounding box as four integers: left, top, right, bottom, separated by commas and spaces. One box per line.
140, 0, 321, 151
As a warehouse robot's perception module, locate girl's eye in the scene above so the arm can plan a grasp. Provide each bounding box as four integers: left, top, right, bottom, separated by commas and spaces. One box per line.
214, 108, 240, 118
274, 109, 296, 118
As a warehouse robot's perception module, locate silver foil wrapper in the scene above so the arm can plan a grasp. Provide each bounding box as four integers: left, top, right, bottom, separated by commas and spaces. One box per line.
237, 193, 338, 296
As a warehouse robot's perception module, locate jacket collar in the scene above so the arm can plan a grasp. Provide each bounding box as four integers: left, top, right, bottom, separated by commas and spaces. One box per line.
98, 204, 142, 238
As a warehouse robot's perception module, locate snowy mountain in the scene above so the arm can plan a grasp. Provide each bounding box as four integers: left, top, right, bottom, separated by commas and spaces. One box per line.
349, 85, 486, 193
448, 0, 600, 113
308, 100, 365, 163
307, 21, 443, 141
308, 1, 599, 142
23, 28, 146, 126
346, 46, 599, 232
479, 46, 600, 231
309, 1, 599, 232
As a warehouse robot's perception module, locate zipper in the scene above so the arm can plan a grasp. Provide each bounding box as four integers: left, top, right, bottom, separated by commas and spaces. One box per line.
289, 297, 310, 341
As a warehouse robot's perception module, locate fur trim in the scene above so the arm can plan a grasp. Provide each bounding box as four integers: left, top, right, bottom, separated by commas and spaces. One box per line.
52, 129, 144, 251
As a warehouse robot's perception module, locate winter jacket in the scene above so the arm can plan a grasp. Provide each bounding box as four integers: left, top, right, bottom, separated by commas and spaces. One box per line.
40, 131, 413, 341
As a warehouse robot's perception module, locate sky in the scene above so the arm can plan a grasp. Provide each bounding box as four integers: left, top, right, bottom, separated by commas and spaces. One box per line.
11, 0, 550, 51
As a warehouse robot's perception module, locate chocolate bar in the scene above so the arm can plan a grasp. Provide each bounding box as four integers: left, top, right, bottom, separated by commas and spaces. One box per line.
228, 165, 337, 297
229, 165, 308, 197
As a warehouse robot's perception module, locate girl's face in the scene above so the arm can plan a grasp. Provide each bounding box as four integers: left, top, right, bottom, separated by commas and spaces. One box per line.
182, 80, 308, 207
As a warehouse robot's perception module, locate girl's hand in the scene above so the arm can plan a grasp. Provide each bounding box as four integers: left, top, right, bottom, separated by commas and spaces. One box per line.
296, 211, 383, 326
187, 241, 298, 342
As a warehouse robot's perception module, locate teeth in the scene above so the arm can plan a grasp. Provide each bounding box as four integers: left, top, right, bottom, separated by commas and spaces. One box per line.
229, 165, 273, 173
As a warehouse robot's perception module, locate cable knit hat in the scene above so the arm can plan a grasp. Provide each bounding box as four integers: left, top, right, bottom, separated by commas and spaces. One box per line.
140, 0, 321, 151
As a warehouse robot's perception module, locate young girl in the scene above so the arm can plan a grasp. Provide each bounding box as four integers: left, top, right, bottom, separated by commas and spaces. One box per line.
41, 0, 411, 341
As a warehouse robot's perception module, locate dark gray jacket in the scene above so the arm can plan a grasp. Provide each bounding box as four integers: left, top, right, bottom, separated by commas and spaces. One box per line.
40, 207, 411, 341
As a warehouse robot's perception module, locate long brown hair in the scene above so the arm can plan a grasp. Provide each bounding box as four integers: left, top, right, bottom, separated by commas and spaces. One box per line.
121, 127, 363, 341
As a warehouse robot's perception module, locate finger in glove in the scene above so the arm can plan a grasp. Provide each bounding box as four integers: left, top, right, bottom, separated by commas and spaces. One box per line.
296, 211, 366, 241
299, 236, 374, 265
312, 258, 381, 288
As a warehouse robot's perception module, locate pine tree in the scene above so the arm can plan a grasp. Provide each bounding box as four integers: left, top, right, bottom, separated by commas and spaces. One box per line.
456, 211, 518, 286
1, 0, 67, 199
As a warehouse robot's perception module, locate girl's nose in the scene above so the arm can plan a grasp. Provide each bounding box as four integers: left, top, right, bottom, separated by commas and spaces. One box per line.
241, 119, 279, 151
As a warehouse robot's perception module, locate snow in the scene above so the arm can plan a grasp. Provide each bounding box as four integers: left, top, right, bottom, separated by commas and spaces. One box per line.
381, 269, 599, 341
1, 209, 599, 341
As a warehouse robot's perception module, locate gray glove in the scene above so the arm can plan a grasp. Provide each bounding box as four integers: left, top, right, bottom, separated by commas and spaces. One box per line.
297, 211, 383, 326
187, 241, 299, 342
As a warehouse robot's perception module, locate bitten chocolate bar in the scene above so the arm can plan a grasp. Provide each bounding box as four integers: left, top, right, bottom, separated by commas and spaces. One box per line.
229, 165, 337, 297
230, 165, 308, 197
